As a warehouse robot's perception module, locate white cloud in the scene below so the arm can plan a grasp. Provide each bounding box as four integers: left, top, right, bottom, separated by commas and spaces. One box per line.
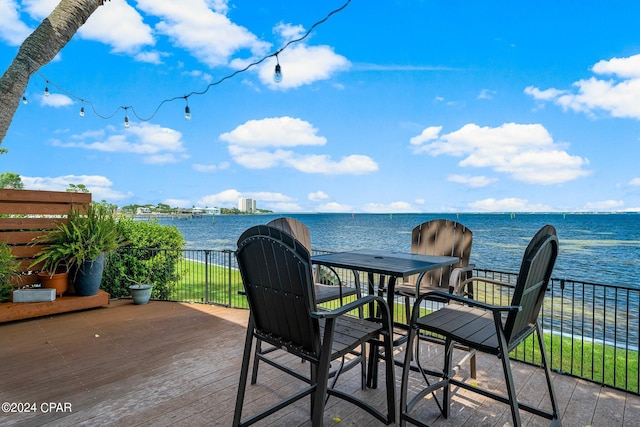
244, 191, 295, 203
22, 0, 155, 55
0, 0, 32, 45
136, 0, 269, 67
257, 41, 350, 90
221, 117, 378, 174
220, 116, 326, 148
80, 0, 154, 54
22, 0, 57, 18
40, 93, 74, 107
21, 174, 131, 200
197, 189, 241, 207
468, 198, 552, 212
409, 126, 442, 146
361, 201, 414, 213
51, 122, 186, 164
193, 162, 229, 173
478, 89, 496, 100
447, 174, 497, 188
410, 123, 590, 184
526, 54, 640, 119
315, 202, 353, 213
308, 191, 329, 201
629, 178, 640, 186
267, 202, 304, 212
582, 200, 624, 211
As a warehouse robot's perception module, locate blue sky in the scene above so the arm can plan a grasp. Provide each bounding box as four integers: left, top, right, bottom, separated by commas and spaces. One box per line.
1, 0, 640, 213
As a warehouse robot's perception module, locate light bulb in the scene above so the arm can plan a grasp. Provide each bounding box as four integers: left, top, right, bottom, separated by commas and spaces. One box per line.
79, 106, 85, 117
44, 85, 50, 96
124, 114, 130, 128
273, 63, 282, 83
22, 96, 28, 105
184, 105, 191, 121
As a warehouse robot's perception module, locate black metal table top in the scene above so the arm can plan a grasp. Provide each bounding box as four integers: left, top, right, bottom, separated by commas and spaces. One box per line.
312, 249, 459, 279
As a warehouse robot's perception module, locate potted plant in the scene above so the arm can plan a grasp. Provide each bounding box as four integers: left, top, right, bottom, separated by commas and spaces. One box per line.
124, 266, 153, 305
31, 203, 126, 296
0, 241, 21, 303
129, 281, 153, 305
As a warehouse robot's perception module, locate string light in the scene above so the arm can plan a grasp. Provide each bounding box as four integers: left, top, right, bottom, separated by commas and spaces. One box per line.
184, 97, 191, 120
23, 0, 351, 124
273, 54, 282, 83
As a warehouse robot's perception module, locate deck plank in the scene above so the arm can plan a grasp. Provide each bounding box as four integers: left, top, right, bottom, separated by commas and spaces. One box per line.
1, 300, 639, 426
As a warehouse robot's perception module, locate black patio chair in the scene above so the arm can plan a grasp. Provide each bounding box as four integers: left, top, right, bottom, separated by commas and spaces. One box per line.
393, 219, 476, 376
400, 224, 560, 427
268, 217, 361, 305
233, 225, 396, 427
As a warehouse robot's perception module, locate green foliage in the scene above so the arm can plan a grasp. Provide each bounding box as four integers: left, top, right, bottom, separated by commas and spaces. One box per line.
66, 183, 89, 193
102, 219, 185, 299
0, 172, 24, 189
0, 241, 21, 302
30, 202, 125, 273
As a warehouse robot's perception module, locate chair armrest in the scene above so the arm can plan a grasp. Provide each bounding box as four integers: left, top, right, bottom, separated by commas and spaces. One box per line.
448, 264, 475, 294
412, 290, 520, 324
311, 294, 387, 319
457, 275, 517, 298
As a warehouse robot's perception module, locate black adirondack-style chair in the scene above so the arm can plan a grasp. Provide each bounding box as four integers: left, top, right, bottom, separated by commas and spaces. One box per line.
267, 217, 361, 304
393, 219, 476, 377
400, 225, 560, 427
233, 225, 396, 427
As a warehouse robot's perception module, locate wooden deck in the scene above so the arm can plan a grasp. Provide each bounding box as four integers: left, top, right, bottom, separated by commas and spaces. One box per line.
1, 300, 639, 426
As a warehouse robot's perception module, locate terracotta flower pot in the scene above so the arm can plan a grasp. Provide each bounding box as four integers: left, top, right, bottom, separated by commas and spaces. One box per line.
38, 271, 68, 297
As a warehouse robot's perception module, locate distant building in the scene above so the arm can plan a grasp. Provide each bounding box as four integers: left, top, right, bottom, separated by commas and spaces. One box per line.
238, 197, 256, 213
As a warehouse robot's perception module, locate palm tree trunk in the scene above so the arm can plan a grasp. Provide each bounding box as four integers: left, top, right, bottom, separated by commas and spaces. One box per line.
0, 0, 106, 145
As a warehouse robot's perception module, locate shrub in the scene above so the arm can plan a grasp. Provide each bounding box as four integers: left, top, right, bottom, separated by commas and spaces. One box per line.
102, 218, 185, 299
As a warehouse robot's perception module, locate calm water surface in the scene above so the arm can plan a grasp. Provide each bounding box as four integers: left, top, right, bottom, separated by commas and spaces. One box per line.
158, 213, 640, 288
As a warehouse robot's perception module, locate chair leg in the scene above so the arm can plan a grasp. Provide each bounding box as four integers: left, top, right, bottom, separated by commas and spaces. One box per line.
442, 338, 454, 418
250, 339, 262, 384
367, 341, 379, 389
233, 319, 255, 427
536, 322, 560, 421
382, 330, 397, 424
312, 322, 335, 427
495, 330, 522, 426
470, 351, 477, 379
400, 325, 418, 425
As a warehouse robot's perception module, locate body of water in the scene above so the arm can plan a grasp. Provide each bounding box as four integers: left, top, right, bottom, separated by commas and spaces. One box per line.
157, 212, 640, 288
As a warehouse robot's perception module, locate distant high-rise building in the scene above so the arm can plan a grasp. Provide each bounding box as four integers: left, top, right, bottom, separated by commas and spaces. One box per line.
238, 197, 256, 213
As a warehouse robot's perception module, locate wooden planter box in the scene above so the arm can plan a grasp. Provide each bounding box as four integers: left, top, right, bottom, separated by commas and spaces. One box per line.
0, 189, 110, 323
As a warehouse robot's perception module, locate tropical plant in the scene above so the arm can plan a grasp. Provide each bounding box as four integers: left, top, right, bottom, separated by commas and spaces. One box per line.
30, 202, 126, 274
0, 241, 21, 302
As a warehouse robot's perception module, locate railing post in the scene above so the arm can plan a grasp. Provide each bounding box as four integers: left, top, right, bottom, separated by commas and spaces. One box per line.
204, 250, 210, 304
227, 250, 233, 307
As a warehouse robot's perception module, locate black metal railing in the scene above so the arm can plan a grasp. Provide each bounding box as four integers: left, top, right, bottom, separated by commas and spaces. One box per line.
108, 247, 639, 395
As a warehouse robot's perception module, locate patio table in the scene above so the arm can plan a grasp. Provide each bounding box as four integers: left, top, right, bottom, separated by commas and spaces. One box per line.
311, 249, 459, 387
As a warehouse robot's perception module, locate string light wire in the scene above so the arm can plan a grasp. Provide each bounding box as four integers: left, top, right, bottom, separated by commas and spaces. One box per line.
26, 0, 351, 124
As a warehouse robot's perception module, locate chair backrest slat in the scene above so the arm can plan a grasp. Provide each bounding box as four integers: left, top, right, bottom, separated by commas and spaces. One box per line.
505, 225, 558, 345
410, 219, 472, 288
236, 225, 320, 356
267, 217, 312, 253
